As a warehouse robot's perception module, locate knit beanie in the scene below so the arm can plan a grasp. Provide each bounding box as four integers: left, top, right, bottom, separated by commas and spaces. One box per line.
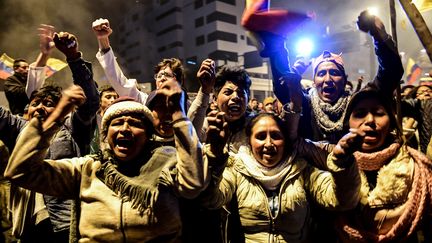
101, 97, 154, 138
312, 50, 346, 78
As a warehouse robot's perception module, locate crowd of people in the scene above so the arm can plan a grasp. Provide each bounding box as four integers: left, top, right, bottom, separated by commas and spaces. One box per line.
0, 0, 431, 242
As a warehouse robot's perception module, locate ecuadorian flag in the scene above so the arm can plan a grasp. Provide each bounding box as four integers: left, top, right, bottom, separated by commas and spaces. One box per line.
0, 53, 68, 79
406, 58, 422, 85
0, 53, 14, 80
45, 58, 68, 77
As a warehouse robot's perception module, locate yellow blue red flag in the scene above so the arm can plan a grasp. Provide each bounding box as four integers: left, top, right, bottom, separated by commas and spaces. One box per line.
0, 53, 67, 79
0, 53, 14, 79
45, 58, 68, 77
406, 58, 422, 85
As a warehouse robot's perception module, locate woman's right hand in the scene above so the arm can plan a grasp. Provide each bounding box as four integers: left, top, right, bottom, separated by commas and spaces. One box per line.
206, 110, 229, 154
333, 128, 365, 160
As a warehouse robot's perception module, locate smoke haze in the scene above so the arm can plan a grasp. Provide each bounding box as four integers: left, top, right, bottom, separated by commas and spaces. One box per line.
0, 0, 135, 88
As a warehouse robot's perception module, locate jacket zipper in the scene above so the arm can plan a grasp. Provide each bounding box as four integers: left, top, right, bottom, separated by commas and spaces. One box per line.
255, 183, 277, 243
259, 177, 293, 243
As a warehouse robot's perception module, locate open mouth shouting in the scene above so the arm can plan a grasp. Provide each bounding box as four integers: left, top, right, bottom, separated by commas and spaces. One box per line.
115, 136, 134, 152
363, 130, 380, 143
322, 85, 335, 96
226, 103, 243, 119
320, 83, 339, 101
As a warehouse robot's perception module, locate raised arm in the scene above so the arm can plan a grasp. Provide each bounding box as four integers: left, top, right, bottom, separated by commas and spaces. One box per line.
92, 18, 148, 104
200, 110, 233, 209
277, 71, 304, 142
54, 31, 100, 155
187, 59, 216, 141
26, 24, 56, 97
157, 80, 209, 198
357, 11, 403, 96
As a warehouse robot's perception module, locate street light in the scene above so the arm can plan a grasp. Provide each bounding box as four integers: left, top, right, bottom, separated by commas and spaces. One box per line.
295, 37, 314, 57
367, 6, 379, 16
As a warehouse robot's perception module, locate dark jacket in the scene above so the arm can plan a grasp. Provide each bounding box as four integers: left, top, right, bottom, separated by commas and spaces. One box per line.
5, 73, 29, 116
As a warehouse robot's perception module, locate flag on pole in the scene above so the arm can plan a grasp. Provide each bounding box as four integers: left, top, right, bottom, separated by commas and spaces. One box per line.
406, 58, 422, 85
413, 0, 432, 12
0, 53, 14, 79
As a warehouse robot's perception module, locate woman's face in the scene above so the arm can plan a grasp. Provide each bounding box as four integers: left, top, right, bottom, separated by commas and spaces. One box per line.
250, 116, 285, 167
107, 115, 149, 162
348, 97, 391, 152
216, 81, 248, 122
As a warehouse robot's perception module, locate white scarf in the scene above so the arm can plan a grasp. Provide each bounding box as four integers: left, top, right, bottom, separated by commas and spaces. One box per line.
237, 146, 295, 191
309, 87, 350, 133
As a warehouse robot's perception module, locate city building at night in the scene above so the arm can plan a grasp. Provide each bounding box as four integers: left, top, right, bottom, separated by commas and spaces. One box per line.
115, 0, 275, 100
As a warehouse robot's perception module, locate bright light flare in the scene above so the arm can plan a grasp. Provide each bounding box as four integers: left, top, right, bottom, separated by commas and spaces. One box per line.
295, 38, 314, 57
367, 7, 379, 16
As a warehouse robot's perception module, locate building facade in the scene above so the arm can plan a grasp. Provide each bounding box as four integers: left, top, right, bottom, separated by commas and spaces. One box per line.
115, 0, 273, 100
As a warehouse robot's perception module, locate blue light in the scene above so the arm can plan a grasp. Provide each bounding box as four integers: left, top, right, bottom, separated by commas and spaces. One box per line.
295, 38, 314, 57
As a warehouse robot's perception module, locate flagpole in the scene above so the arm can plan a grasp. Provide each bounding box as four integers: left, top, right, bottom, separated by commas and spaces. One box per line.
389, 0, 398, 46
389, 0, 403, 128
399, 0, 432, 62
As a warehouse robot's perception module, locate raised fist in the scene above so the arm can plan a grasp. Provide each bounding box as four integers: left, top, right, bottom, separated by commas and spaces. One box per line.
55, 85, 87, 122
156, 80, 186, 114
197, 59, 216, 94
292, 57, 311, 75
54, 32, 80, 60
92, 18, 113, 39
357, 10, 388, 42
